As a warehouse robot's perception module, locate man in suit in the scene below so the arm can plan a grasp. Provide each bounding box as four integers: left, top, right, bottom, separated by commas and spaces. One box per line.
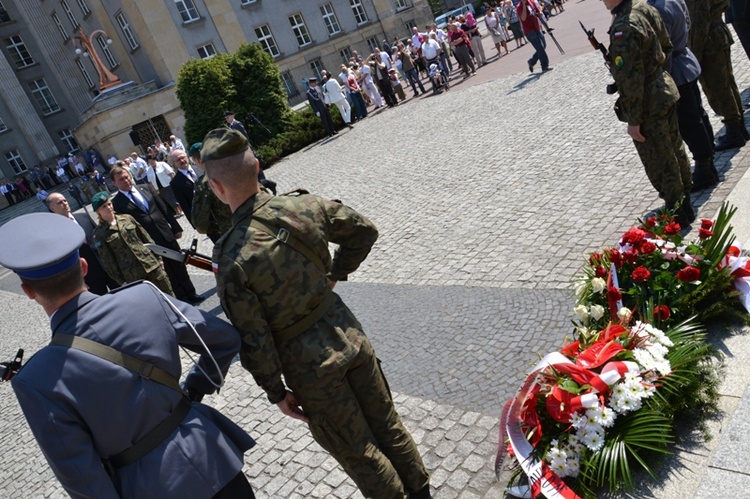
46, 192, 119, 295
0, 213, 256, 498
109, 166, 204, 305
169, 148, 198, 225
306, 77, 337, 137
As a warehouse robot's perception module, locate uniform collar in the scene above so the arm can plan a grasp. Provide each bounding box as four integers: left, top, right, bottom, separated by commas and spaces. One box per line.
231, 189, 273, 227
50, 291, 99, 336
612, 0, 632, 16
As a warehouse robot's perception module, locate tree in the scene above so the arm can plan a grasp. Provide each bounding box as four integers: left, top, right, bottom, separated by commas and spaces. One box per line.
176, 43, 290, 148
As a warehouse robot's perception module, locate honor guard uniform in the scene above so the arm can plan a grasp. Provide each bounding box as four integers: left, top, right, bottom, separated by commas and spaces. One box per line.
202, 128, 432, 499
0, 213, 256, 498
605, 0, 695, 226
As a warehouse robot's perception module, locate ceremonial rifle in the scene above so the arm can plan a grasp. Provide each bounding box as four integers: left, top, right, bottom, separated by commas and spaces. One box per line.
146, 238, 213, 272
1, 349, 24, 382
537, 13, 564, 54
579, 21, 617, 94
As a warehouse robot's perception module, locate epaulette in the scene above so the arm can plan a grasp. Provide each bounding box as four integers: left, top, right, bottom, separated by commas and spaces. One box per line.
280, 188, 310, 196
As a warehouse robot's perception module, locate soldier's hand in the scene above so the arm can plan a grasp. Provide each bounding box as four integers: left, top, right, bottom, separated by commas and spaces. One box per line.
627, 124, 646, 143
276, 390, 309, 423
327, 278, 337, 289
175, 231, 183, 239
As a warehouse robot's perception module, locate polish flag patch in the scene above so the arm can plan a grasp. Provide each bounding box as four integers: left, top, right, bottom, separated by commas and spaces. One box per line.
212, 262, 219, 274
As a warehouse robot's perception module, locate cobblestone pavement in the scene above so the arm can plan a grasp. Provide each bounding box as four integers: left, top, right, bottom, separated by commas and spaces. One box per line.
2, 30, 750, 498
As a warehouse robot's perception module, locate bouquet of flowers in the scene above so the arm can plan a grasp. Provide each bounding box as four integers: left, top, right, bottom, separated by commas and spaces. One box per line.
498, 318, 713, 499
573, 203, 749, 330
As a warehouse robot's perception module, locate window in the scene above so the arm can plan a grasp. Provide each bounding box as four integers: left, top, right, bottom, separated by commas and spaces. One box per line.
349, 0, 368, 24
61, 0, 78, 28
29, 79, 60, 115
366, 37, 379, 53
0, 115, 7, 133
280, 71, 298, 98
320, 3, 340, 36
52, 13, 69, 41
4, 35, 35, 68
197, 43, 216, 59
96, 34, 117, 68
309, 59, 324, 81
339, 47, 352, 64
254, 24, 279, 58
76, 0, 91, 16
5, 150, 27, 174
175, 0, 200, 23
404, 19, 417, 33
76, 58, 94, 87
115, 13, 139, 50
58, 129, 80, 153
288, 13, 311, 47
0, 1, 10, 24
395, 0, 408, 9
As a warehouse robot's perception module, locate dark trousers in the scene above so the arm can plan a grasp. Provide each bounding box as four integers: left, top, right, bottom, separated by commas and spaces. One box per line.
677, 78, 714, 161
732, 19, 750, 62
526, 30, 549, 71
318, 106, 336, 136
350, 91, 368, 120
404, 68, 425, 94
162, 240, 196, 300
213, 472, 254, 499
376, 78, 398, 107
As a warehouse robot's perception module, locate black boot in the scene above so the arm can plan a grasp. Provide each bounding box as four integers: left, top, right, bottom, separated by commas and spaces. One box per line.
742, 114, 750, 141
691, 158, 719, 192
715, 119, 747, 151
409, 485, 432, 499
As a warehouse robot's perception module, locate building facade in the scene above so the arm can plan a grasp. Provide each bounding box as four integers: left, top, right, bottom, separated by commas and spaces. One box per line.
0, 0, 433, 185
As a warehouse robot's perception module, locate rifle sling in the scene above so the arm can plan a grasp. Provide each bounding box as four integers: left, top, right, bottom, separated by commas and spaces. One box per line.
248, 218, 327, 274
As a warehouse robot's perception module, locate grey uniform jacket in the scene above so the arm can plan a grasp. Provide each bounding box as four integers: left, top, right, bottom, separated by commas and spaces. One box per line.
649, 0, 702, 85
11, 283, 255, 499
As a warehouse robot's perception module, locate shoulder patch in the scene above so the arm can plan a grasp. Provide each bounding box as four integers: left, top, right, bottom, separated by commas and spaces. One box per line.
212, 261, 219, 274
614, 55, 624, 68
614, 31, 624, 39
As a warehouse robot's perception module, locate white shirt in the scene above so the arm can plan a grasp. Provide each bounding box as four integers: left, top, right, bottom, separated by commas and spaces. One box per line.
378, 52, 392, 70
322, 78, 346, 103
147, 161, 174, 190
119, 187, 149, 211
411, 33, 423, 50
421, 39, 441, 60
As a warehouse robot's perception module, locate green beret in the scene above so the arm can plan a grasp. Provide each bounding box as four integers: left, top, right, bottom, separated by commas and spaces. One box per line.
188, 142, 203, 158
91, 191, 110, 212
201, 128, 249, 163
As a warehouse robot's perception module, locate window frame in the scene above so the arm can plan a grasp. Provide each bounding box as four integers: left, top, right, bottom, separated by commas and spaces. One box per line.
309, 58, 324, 81
75, 58, 94, 88
5, 150, 28, 174
115, 13, 139, 50
52, 13, 70, 41
254, 24, 279, 58
96, 34, 118, 68
349, 0, 368, 25
76, 0, 91, 17
174, 0, 200, 23
58, 129, 80, 153
280, 70, 299, 98
4, 35, 35, 69
29, 79, 61, 116
0, 1, 12, 24
288, 13, 312, 47
320, 3, 341, 36
61, 0, 79, 29
197, 43, 216, 59
0, 115, 7, 133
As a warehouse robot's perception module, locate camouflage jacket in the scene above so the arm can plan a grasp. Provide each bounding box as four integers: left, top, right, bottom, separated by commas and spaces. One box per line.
93, 214, 161, 284
685, 0, 733, 55
213, 190, 379, 404
609, 0, 680, 125
191, 175, 233, 243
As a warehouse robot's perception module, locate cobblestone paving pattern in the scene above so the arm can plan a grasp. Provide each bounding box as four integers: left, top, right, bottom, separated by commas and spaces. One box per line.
2, 43, 750, 498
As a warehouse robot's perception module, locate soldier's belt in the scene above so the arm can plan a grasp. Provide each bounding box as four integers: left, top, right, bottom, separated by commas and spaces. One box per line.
272, 288, 337, 343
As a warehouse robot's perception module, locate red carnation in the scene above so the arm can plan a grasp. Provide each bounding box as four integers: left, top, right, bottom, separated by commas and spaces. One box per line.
608, 248, 623, 267
676, 266, 701, 282
621, 227, 648, 247
654, 305, 671, 321
645, 217, 657, 228
595, 265, 608, 278
623, 248, 639, 264
632, 266, 651, 282
641, 241, 657, 254
664, 222, 681, 235
698, 228, 713, 239
608, 286, 622, 301
700, 219, 714, 230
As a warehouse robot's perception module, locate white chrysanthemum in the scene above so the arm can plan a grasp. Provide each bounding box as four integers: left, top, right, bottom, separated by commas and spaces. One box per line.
547, 447, 567, 462
612, 383, 627, 397
550, 458, 568, 476
574, 305, 589, 322
567, 434, 582, 452
623, 370, 639, 383
654, 360, 672, 375
550, 438, 559, 448
648, 342, 669, 360
570, 412, 587, 429
624, 378, 646, 398
566, 457, 580, 478
585, 406, 604, 426
582, 430, 605, 452
633, 348, 657, 371
598, 406, 617, 427
642, 384, 657, 398
589, 304, 606, 320
591, 277, 607, 293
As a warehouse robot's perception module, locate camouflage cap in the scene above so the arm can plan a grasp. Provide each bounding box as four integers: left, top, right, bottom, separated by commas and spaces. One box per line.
91, 191, 110, 212
201, 128, 249, 163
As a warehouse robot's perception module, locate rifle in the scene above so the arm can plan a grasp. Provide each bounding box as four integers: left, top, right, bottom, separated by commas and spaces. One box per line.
580, 21, 618, 95
538, 13, 564, 54
146, 238, 213, 272
1, 349, 24, 382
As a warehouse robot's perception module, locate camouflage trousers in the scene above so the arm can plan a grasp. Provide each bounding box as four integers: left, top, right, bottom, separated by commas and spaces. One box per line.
292, 339, 429, 499
695, 45, 743, 124
633, 105, 692, 207
145, 266, 174, 297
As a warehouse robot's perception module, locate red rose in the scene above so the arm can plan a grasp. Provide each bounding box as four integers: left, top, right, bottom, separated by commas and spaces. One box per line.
700, 219, 714, 230
632, 266, 651, 282
623, 248, 639, 264
595, 265, 607, 278
698, 228, 713, 239
621, 227, 648, 247
645, 217, 657, 228
589, 252, 604, 266
608, 286, 622, 301
653, 305, 671, 321
664, 222, 681, 235
640, 241, 657, 254
608, 248, 623, 267
676, 266, 701, 282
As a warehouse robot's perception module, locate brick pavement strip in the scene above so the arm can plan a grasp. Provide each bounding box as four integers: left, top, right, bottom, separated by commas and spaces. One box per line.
2, 39, 750, 497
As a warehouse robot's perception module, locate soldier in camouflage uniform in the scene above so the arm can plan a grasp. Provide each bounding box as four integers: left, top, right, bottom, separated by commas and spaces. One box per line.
686, 0, 748, 150
188, 143, 233, 244
604, 0, 695, 226
91, 191, 174, 295
201, 128, 432, 499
